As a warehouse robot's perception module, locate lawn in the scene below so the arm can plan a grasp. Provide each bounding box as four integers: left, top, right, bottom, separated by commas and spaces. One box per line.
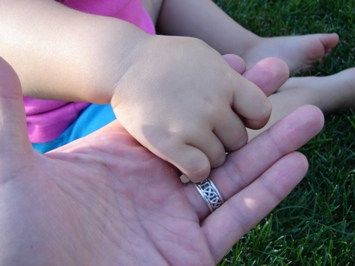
213, 0, 355, 265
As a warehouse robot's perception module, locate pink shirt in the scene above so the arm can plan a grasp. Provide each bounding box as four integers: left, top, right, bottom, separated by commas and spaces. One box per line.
25, 0, 155, 143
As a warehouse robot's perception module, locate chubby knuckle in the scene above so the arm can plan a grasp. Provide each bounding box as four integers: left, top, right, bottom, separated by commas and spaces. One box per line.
187, 163, 210, 183
171, 149, 210, 182
230, 132, 248, 151
155, 137, 180, 160
259, 100, 272, 119
211, 149, 226, 168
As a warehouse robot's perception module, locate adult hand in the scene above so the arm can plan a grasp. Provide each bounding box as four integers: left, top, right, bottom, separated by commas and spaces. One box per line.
0, 58, 323, 265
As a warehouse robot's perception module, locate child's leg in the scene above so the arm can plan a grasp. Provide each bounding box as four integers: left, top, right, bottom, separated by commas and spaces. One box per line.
240, 34, 339, 74
247, 68, 355, 139
151, 0, 339, 74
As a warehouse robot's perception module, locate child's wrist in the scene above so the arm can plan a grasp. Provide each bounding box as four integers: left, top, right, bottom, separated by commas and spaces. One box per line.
79, 21, 151, 105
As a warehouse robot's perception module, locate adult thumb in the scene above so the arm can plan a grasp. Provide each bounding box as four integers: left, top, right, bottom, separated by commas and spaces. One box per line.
222, 54, 289, 97
0, 57, 32, 153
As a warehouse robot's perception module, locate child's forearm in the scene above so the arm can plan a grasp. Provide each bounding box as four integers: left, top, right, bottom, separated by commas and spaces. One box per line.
157, 0, 258, 56
0, 0, 148, 104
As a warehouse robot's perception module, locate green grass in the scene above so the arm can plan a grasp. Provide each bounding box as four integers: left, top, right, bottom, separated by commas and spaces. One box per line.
213, 0, 355, 265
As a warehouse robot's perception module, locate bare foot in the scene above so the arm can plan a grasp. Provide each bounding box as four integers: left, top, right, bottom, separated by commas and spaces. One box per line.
241, 33, 339, 74
279, 67, 355, 112
247, 68, 354, 140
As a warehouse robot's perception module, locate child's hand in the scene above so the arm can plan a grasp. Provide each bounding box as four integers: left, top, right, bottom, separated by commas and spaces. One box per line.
111, 35, 288, 182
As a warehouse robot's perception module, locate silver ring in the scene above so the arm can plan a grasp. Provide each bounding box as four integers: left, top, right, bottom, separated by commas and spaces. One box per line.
194, 177, 224, 212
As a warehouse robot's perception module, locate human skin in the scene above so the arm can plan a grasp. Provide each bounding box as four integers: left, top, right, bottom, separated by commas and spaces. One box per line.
0, 58, 325, 265
0, 0, 279, 182
143, 0, 354, 140
149, 0, 339, 73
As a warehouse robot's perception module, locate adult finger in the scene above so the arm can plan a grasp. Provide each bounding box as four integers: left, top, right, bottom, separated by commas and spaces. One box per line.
184, 105, 324, 218
242, 57, 289, 96
214, 105, 324, 200
222, 55, 289, 129
204, 151, 308, 262
214, 56, 289, 151
223, 55, 289, 97
0, 58, 32, 154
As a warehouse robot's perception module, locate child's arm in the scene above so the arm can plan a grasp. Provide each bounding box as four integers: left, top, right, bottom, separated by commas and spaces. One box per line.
0, 0, 146, 103
0, 0, 273, 182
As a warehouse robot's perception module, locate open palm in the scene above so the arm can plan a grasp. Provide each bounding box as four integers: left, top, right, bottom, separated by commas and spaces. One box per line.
0, 58, 324, 265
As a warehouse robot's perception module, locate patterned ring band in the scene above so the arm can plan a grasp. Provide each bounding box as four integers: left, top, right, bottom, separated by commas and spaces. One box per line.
194, 177, 224, 212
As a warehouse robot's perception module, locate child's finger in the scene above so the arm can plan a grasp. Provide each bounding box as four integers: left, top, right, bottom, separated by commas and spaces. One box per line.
161, 143, 211, 183
0, 58, 32, 154
188, 131, 226, 169
229, 57, 289, 129
221, 54, 246, 74
222, 55, 289, 129
213, 107, 248, 152
204, 151, 308, 262
230, 77, 272, 129
211, 105, 324, 201
222, 55, 289, 97
184, 105, 324, 220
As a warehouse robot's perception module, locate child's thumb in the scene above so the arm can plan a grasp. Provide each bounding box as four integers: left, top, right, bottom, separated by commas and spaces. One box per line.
0, 57, 32, 153
222, 54, 246, 74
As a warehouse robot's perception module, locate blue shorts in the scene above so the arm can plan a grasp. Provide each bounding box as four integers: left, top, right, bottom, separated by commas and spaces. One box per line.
32, 103, 116, 153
